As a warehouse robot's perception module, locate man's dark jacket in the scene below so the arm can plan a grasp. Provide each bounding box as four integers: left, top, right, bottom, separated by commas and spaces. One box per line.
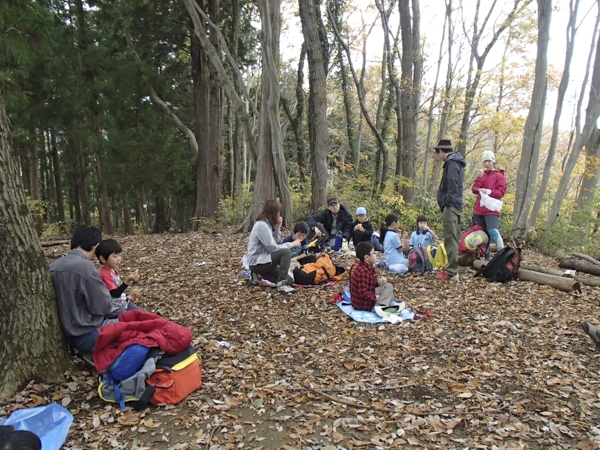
437, 152, 466, 212
308, 204, 354, 241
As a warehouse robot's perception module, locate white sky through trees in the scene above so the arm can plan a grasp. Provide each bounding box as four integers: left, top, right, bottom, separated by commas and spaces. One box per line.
280, 0, 599, 131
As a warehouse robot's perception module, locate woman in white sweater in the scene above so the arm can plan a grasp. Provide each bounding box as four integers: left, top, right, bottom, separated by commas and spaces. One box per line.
247, 200, 301, 293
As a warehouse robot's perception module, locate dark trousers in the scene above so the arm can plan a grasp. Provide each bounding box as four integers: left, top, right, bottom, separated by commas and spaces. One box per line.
249, 247, 292, 283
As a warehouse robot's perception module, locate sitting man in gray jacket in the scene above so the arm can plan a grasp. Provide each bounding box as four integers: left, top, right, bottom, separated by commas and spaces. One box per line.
49, 226, 138, 354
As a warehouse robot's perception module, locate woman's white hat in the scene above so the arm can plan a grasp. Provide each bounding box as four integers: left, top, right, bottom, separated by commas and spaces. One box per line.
482, 150, 496, 163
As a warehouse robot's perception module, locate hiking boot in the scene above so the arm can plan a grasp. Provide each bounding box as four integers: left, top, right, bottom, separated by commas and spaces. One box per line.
250, 273, 261, 285
277, 281, 296, 293
449, 274, 459, 282
582, 321, 600, 347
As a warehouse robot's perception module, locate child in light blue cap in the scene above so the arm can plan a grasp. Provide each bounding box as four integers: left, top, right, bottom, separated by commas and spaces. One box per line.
352, 206, 373, 247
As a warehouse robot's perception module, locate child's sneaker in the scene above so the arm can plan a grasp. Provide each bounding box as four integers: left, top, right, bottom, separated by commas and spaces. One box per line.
250, 273, 261, 285
277, 281, 296, 293
436, 270, 449, 280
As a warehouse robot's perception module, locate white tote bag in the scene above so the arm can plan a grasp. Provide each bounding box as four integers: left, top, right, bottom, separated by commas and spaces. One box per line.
480, 193, 503, 212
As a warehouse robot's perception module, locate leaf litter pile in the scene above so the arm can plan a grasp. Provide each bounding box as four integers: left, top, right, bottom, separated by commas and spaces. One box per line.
3, 231, 600, 449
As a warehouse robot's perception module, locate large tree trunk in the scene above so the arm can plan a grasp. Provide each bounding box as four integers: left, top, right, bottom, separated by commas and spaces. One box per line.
398, 0, 421, 205
0, 94, 71, 400
191, 0, 212, 227
299, 0, 329, 212
238, 0, 293, 231
512, 0, 550, 238
207, 0, 222, 216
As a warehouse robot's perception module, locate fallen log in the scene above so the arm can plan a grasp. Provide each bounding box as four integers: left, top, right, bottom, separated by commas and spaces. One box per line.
40, 240, 70, 247
571, 252, 600, 266
558, 257, 600, 277
473, 260, 582, 293
520, 264, 600, 287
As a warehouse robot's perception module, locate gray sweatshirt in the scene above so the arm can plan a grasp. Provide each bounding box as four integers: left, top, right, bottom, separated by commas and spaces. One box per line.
49, 250, 112, 337
247, 219, 293, 266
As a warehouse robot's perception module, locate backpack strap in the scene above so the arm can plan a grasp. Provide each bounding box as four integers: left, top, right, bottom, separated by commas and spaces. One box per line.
131, 385, 156, 411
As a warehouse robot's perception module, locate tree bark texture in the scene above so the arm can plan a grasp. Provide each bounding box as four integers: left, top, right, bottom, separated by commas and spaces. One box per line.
558, 257, 600, 277
238, 0, 293, 231
0, 94, 71, 400
398, 0, 421, 205
299, 0, 329, 212
512, 0, 550, 237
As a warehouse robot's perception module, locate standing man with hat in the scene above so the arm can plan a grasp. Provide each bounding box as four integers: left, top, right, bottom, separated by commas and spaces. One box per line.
307, 197, 354, 248
433, 139, 466, 281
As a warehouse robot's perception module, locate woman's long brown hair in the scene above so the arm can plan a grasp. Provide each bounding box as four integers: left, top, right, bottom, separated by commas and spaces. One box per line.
256, 200, 281, 228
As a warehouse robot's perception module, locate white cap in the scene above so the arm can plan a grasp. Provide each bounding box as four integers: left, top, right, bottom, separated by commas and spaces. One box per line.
482, 150, 496, 163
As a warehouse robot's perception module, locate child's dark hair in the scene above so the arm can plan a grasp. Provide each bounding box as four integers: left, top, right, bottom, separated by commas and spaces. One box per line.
95, 239, 122, 263
379, 214, 399, 245
71, 226, 102, 251
293, 222, 309, 234
356, 242, 374, 262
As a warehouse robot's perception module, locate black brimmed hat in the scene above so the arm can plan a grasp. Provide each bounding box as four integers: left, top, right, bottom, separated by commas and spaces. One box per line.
433, 139, 453, 151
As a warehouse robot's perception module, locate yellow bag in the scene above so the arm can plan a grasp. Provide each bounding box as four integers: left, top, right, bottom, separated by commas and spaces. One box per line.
428, 243, 447, 269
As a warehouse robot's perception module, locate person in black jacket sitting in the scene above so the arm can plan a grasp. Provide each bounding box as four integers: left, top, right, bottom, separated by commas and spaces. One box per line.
307, 197, 354, 249
351, 206, 374, 247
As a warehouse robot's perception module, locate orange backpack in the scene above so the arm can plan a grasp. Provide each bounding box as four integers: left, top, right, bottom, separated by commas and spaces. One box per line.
293, 253, 346, 285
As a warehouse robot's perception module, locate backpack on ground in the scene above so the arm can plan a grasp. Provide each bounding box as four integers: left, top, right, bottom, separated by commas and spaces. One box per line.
293, 252, 346, 285
476, 246, 522, 282
459, 224, 489, 258
428, 243, 447, 270
141, 346, 202, 407
407, 246, 433, 273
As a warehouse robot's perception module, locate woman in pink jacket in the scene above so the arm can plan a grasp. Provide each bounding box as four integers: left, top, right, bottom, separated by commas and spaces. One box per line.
471, 150, 507, 254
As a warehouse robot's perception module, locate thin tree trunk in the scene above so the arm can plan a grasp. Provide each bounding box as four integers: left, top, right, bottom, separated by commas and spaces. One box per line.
428, 0, 454, 194
574, 128, 600, 223
528, 0, 587, 229
299, 0, 329, 212
456, 0, 524, 156
50, 127, 65, 222
512, 0, 550, 238
548, 8, 600, 225
0, 93, 71, 400
328, 1, 391, 187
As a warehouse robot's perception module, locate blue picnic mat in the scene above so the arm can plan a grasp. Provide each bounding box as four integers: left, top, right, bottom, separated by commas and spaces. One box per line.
336, 286, 414, 323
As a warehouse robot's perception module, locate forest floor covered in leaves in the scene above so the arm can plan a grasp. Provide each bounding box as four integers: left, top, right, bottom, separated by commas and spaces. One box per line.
5, 230, 600, 449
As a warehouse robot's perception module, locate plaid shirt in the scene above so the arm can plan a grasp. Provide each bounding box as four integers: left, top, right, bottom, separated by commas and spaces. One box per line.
349, 260, 378, 311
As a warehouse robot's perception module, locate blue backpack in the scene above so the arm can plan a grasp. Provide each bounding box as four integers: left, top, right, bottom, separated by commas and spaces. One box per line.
408, 246, 433, 273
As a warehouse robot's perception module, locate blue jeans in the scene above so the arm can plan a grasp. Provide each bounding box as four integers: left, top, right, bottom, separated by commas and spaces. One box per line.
68, 305, 140, 353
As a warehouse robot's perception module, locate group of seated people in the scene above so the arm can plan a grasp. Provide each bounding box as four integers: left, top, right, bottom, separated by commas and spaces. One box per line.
246, 197, 439, 294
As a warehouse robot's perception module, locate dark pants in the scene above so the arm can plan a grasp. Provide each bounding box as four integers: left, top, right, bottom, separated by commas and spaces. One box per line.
69, 301, 142, 353
306, 224, 336, 249
442, 206, 461, 276
250, 247, 292, 284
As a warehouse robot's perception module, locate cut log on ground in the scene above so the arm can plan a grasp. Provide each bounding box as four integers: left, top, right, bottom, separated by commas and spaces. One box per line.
571, 252, 600, 266
40, 240, 70, 247
558, 257, 600, 277
520, 264, 600, 287
473, 260, 582, 293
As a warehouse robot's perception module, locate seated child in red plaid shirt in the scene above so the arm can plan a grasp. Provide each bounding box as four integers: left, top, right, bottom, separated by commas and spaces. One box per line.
349, 242, 396, 311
